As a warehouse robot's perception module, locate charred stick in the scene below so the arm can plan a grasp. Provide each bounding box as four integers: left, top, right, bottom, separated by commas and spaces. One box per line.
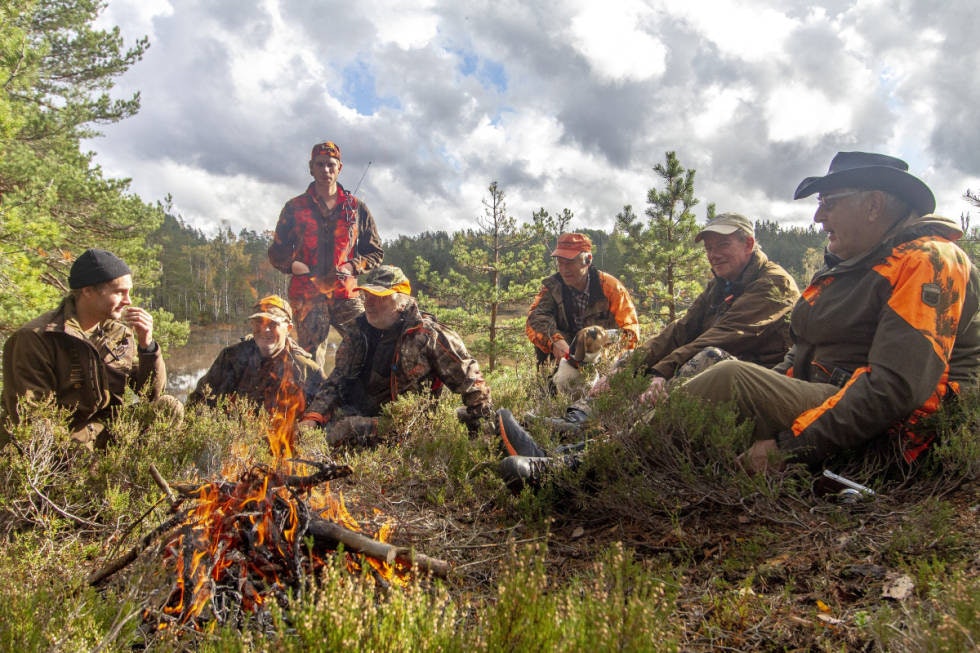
306, 516, 451, 579
149, 463, 177, 504
87, 513, 185, 587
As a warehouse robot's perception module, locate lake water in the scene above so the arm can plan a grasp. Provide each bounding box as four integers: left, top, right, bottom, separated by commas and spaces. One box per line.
165, 325, 242, 402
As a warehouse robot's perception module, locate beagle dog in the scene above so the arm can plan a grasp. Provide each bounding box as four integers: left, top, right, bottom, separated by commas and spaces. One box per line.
550, 325, 617, 395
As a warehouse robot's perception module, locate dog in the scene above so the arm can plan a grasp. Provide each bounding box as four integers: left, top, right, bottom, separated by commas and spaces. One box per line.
550, 326, 617, 395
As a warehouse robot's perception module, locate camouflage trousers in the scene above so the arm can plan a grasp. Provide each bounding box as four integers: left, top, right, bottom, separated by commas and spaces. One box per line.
71, 394, 185, 451
323, 415, 379, 447
289, 294, 364, 359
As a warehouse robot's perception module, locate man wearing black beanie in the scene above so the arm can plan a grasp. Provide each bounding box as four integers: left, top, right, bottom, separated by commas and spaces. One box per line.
1, 249, 179, 450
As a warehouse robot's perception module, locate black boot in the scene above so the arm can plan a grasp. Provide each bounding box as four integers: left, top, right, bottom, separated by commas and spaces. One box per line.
496, 454, 581, 492
497, 409, 548, 457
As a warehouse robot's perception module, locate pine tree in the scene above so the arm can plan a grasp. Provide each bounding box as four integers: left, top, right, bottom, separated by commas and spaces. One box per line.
0, 0, 162, 331
416, 182, 550, 371
961, 190, 980, 264
614, 151, 708, 325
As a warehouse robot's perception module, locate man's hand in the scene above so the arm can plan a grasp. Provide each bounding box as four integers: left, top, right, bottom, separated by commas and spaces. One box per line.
297, 419, 320, 435
638, 376, 667, 405
291, 260, 311, 275
123, 307, 154, 349
337, 262, 355, 278
551, 339, 570, 361
737, 439, 785, 475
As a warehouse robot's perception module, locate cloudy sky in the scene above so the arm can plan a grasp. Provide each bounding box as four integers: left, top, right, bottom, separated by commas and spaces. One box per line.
87, 0, 980, 241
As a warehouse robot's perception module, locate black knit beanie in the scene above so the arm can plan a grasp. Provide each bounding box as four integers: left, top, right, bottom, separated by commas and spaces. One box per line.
68, 249, 132, 289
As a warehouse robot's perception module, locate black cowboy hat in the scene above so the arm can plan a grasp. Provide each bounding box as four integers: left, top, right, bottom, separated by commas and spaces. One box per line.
793, 151, 935, 215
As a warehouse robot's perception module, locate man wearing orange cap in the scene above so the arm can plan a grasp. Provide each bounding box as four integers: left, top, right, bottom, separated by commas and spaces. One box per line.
188, 295, 325, 419
300, 266, 493, 446
526, 232, 640, 366
268, 141, 384, 363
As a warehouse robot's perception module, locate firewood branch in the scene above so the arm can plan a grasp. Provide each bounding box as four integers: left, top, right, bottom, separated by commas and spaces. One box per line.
307, 516, 451, 578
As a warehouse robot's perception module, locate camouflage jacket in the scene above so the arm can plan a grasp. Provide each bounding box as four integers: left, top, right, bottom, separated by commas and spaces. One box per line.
774, 214, 980, 464
268, 182, 383, 301
636, 250, 800, 379
306, 301, 492, 422
188, 337, 325, 417
1, 295, 166, 438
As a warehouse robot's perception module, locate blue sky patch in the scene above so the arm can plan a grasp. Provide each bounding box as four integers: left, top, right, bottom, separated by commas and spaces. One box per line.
340, 60, 400, 115
453, 48, 507, 92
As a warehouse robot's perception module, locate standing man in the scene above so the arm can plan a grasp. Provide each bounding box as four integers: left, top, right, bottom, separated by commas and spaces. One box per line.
268, 141, 384, 361
1, 249, 176, 450
188, 295, 325, 422
684, 151, 980, 473
526, 232, 640, 365
300, 266, 493, 446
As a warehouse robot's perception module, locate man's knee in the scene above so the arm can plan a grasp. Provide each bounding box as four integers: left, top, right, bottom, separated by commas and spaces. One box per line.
681, 359, 748, 402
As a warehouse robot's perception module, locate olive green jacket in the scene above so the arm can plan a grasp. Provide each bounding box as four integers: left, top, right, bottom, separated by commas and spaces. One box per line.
636, 250, 800, 379
1, 295, 166, 441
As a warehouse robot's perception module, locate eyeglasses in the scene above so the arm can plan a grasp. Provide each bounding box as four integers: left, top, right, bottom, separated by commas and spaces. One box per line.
816, 190, 863, 210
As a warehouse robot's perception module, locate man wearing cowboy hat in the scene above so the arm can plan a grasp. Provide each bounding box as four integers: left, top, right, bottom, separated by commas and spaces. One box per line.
683, 151, 980, 473
526, 232, 640, 365
188, 295, 325, 420
300, 266, 493, 446
268, 140, 384, 364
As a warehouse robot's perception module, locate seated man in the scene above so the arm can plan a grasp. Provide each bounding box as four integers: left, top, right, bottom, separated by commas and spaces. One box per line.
508, 213, 799, 438
1, 249, 180, 451
188, 295, 325, 421
500, 152, 980, 488
299, 266, 493, 445
526, 232, 640, 366
687, 151, 980, 474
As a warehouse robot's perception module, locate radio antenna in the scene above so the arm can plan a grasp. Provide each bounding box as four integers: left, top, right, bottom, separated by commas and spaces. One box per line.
353, 160, 372, 195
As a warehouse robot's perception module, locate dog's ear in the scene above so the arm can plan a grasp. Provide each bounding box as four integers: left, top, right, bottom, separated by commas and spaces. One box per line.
571, 330, 588, 361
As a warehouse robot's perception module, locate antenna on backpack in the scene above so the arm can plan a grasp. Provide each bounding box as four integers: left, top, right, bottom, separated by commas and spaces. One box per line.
353, 160, 372, 195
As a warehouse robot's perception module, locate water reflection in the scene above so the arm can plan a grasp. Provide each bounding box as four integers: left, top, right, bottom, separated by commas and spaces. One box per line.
165, 326, 241, 402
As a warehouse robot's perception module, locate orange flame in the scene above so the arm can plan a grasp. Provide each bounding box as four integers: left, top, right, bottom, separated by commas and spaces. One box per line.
150, 346, 409, 632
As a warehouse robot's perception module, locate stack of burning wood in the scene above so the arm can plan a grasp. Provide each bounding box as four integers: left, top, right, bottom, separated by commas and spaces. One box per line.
89, 459, 449, 632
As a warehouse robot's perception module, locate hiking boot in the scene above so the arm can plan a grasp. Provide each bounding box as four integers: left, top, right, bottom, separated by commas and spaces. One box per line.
497, 409, 548, 458
524, 405, 590, 434
497, 456, 560, 492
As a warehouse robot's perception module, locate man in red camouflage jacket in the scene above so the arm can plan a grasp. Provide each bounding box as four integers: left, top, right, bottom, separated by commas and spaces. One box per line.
268, 141, 384, 362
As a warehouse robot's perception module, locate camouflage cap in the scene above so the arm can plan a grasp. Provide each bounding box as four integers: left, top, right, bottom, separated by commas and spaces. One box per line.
249, 295, 292, 323
695, 213, 754, 242
310, 141, 341, 161
355, 265, 412, 297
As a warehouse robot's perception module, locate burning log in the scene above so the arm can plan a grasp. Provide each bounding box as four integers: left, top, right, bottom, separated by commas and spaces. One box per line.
306, 517, 451, 578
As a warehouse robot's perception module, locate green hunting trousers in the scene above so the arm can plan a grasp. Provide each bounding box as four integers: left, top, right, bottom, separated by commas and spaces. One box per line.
680, 360, 839, 441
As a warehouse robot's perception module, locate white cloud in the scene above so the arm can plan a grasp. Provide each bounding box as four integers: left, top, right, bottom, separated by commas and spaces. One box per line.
765, 83, 853, 142
83, 0, 980, 241
567, 0, 667, 82
666, 1, 797, 63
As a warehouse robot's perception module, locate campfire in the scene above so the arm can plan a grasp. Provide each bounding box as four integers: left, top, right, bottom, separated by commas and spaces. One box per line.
89, 364, 448, 633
